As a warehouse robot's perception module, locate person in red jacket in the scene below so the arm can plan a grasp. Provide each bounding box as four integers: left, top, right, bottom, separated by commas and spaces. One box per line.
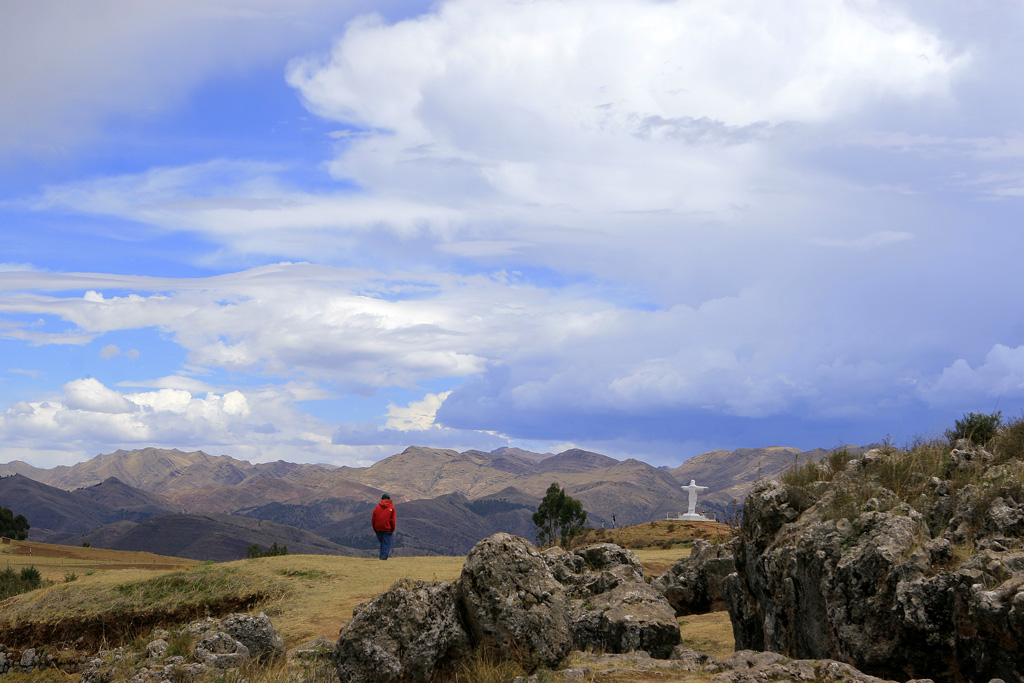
371, 493, 396, 560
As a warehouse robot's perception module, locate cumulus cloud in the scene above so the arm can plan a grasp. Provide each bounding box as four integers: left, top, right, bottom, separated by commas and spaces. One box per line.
920, 344, 1024, 410
0, 375, 370, 465
384, 391, 452, 431
25, 0, 965, 276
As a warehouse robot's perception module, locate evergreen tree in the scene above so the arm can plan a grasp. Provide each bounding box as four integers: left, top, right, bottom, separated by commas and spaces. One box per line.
0, 504, 29, 540
532, 482, 587, 548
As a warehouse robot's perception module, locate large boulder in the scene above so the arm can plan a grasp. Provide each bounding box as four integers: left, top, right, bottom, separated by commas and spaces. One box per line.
569, 583, 681, 658
724, 445, 1024, 683
334, 579, 469, 683
651, 538, 736, 615
457, 533, 572, 669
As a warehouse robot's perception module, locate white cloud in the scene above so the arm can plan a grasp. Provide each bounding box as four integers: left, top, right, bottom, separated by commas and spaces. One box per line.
63, 378, 137, 414
920, 344, 1024, 409
384, 391, 451, 431
100, 344, 121, 359
24, 1, 964, 273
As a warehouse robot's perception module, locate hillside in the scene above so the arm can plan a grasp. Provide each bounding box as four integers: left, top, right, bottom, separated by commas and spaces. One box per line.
53, 512, 367, 562
0, 474, 179, 540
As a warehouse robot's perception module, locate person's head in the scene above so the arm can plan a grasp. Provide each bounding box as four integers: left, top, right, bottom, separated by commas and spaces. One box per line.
381, 493, 390, 500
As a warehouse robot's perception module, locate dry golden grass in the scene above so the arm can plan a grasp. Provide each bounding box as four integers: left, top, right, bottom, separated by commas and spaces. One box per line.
633, 547, 691, 578
575, 520, 731, 552
678, 611, 734, 659
0, 538, 197, 581
252, 554, 465, 646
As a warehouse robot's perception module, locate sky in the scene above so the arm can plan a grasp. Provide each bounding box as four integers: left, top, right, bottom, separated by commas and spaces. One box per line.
2, 0, 1023, 469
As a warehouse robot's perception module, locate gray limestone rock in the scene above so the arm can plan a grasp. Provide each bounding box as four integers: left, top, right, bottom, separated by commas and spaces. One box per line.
542, 543, 645, 599
221, 611, 285, 661
193, 631, 249, 669
569, 582, 681, 658
725, 447, 1024, 683
651, 538, 736, 615
457, 533, 572, 669
334, 578, 470, 683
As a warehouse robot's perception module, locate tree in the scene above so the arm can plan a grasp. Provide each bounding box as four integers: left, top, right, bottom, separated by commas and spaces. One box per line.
532, 483, 587, 549
0, 504, 29, 540
247, 542, 288, 558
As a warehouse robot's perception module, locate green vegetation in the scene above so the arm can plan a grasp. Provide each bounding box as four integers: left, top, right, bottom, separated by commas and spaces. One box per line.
532, 482, 588, 549
0, 502, 30, 540
0, 565, 44, 600
946, 410, 1002, 446
247, 542, 289, 558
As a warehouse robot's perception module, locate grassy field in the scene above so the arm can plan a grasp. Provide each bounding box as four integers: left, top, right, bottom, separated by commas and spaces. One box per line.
0, 537, 733, 682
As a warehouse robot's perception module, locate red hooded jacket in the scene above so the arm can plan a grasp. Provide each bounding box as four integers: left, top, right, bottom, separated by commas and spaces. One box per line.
371, 498, 396, 533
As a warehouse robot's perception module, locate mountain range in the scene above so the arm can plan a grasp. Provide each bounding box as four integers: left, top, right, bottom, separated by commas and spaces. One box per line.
0, 443, 841, 559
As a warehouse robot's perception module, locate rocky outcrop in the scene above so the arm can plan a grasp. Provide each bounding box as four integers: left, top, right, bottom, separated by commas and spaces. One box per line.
332, 533, 680, 681
335, 579, 470, 683
75, 613, 283, 683
651, 538, 736, 615
724, 445, 1024, 683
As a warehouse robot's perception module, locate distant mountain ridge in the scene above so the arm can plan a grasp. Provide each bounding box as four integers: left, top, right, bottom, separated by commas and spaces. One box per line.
0, 447, 336, 493
1, 442, 841, 557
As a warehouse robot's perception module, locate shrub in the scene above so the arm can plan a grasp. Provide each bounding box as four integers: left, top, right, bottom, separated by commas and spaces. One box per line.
946, 411, 1002, 446
0, 565, 44, 600
992, 415, 1024, 462
20, 565, 41, 586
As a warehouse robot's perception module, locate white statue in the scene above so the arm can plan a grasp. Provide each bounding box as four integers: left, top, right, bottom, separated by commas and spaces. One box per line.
679, 479, 709, 520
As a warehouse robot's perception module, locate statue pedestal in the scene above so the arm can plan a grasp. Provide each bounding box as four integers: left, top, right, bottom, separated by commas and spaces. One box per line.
665, 512, 712, 522
678, 513, 710, 521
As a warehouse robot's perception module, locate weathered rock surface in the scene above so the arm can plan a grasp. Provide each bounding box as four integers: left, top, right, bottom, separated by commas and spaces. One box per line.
458, 533, 572, 668
542, 542, 645, 598
220, 611, 284, 661
724, 445, 1024, 683
569, 583, 681, 658
651, 538, 736, 615
711, 650, 902, 682
334, 578, 470, 683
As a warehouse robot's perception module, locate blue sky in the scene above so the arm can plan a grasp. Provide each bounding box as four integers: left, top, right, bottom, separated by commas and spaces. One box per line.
2, 0, 1024, 469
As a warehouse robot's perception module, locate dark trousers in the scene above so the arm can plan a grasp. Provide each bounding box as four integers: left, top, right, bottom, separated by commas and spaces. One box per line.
375, 531, 393, 560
